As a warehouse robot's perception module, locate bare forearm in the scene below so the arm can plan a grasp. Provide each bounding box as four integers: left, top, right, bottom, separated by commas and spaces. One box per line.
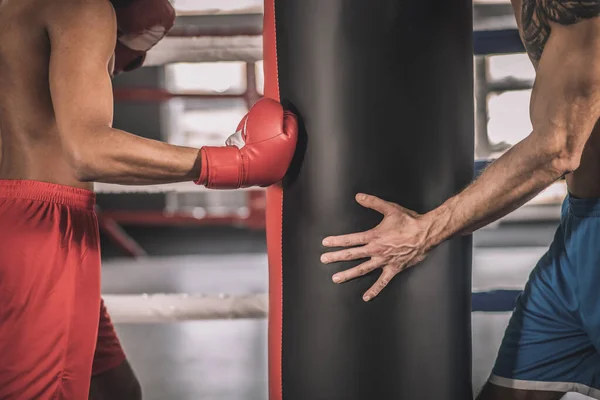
70, 127, 201, 185
423, 132, 568, 248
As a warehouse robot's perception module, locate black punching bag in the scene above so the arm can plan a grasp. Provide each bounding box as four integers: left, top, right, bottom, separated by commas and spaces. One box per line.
264, 1, 474, 399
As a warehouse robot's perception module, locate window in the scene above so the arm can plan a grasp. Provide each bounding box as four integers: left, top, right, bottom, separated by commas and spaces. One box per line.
487, 90, 532, 146
171, 0, 262, 15
167, 62, 247, 94
488, 54, 535, 81
180, 105, 248, 148
255, 61, 264, 95
165, 62, 250, 147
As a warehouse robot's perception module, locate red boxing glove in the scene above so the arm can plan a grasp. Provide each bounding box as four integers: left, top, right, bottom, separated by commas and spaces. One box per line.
197, 98, 298, 189
110, 0, 176, 75
113, 41, 146, 74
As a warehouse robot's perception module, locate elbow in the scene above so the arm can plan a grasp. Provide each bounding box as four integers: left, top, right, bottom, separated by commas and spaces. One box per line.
71, 155, 97, 183
547, 84, 600, 175
544, 134, 585, 176
552, 150, 582, 176
68, 146, 96, 182
64, 133, 100, 182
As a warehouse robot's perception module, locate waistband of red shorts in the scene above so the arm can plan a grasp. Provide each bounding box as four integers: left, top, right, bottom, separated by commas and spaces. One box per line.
0, 180, 95, 210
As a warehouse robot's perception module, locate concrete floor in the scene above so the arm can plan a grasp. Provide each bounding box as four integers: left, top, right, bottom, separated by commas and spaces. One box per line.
101, 242, 592, 399
114, 321, 268, 400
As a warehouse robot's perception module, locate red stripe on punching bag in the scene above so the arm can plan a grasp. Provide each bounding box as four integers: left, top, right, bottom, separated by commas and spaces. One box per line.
263, 0, 283, 399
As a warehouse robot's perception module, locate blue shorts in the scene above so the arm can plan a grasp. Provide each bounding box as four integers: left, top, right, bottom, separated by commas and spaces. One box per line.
490, 195, 600, 398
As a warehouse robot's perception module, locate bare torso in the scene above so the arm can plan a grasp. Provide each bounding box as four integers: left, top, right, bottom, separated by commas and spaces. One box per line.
511, 0, 600, 198
0, 0, 96, 190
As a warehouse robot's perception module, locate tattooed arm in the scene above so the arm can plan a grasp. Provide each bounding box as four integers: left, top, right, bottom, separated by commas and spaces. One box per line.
433, 0, 600, 236
428, 8, 600, 238
321, 2, 600, 300
520, 0, 600, 63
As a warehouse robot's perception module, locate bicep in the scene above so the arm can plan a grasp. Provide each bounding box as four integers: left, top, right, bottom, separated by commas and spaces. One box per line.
46, 1, 117, 139
529, 19, 600, 148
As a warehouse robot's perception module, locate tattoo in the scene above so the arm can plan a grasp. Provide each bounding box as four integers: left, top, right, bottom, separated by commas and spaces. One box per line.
521, 0, 600, 61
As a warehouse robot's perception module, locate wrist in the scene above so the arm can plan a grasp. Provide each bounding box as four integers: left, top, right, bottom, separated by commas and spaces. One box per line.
420, 200, 456, 251
195, 146, 245, 189
194, 148, 207, 185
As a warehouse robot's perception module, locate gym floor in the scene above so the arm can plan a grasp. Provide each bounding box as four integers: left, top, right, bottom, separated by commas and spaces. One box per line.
99, 223, 592, 400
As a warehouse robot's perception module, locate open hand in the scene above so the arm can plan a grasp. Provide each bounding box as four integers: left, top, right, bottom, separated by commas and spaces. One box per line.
320, 193, 432, 302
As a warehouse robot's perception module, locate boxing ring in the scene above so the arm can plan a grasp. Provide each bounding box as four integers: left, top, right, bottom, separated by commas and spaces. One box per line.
97, 1, 571, 399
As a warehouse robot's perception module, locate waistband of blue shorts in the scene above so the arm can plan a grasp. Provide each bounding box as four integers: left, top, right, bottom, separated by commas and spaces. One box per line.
567, 194, 600, 218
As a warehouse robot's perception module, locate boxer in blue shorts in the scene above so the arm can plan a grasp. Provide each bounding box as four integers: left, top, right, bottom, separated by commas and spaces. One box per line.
320, 0, 600, 398
488, 195, 600, 398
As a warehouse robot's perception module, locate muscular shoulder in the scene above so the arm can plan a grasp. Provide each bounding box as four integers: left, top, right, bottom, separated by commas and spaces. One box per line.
44, 0, 116, 38
521, 0, 600, 62
538, 0, 600, 25
43, 0, 117, 58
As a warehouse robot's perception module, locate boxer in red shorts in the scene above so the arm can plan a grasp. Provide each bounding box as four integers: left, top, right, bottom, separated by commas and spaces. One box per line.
0, 0, 298, 398
0, 182, 132, 400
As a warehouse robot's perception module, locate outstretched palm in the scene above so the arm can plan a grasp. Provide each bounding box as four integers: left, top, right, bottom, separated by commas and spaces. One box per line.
321, 193, 431, 301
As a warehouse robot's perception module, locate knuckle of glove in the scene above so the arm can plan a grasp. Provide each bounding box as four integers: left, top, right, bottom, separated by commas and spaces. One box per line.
243, 98, 286, 144
283, 112, 299, 143
111, 0, 175, 74
119, 28, 165, 52
113, 0, 176, 33
240, 99, 298, 186
113, 42, 146, 75
112, 0, 175, 53
243, 99, 298, 159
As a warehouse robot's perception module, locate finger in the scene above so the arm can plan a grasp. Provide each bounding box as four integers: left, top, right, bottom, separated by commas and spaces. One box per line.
363, 267, 398, 302
332, 258, 383, 284
320, 246, 371, 264
322, 230, 375, 247
356, 193, 396, 216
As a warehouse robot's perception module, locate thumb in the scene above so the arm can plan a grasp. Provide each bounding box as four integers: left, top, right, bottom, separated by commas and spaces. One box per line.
282, 112, 298, 139
356, 193, 397, 216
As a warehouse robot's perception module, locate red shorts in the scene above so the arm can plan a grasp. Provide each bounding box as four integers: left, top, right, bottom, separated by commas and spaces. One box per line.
0, 180, 126, 399
94, 298, 127, 376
